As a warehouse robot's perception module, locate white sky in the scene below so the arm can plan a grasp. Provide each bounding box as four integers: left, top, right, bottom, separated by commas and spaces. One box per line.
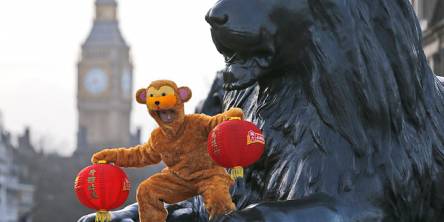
0, 0, 224, 155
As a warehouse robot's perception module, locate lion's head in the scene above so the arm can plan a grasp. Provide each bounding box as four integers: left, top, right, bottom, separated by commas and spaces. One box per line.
206, 0, 313, 90
206, 0, 444, 220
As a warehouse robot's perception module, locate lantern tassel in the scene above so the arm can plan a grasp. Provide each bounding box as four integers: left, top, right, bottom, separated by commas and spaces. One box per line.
95, 210, 111, 222
230, 166, 244, 180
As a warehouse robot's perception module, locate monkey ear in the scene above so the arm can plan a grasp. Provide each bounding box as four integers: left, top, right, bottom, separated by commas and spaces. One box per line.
178, 86, 192, 103
136, 88, 147, 104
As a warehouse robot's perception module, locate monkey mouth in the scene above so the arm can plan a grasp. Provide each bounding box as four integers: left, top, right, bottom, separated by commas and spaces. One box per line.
155, 110, 176, 124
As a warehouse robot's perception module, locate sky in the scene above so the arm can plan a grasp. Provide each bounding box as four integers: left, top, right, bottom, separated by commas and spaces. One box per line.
0, 0, 224, 155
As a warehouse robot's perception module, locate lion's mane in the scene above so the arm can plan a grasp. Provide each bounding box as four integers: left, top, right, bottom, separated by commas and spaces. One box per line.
218, 0, 444, 220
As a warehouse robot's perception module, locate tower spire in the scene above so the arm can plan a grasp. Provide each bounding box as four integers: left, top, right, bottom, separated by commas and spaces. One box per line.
95, 0, 118, 21
83, 0, 127, 47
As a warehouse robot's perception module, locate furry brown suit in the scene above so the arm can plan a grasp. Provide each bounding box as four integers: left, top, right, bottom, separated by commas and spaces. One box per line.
91, 80, 243, 222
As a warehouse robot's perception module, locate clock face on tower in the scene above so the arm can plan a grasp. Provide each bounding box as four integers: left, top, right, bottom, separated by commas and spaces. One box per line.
84, 68, 108, 95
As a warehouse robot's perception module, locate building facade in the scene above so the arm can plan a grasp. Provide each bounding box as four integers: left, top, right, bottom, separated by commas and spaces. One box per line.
0, 117, 34, 222
76, 0, 139, 155
413, 0, 444, 76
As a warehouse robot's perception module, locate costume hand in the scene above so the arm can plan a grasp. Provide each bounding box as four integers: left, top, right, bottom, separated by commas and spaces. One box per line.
225, 107, 244, 120
91, 149, 118, 164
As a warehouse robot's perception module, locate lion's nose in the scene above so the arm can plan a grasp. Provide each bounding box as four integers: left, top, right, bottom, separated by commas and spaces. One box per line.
155, 101, 160, 106
205, 8, 228, 27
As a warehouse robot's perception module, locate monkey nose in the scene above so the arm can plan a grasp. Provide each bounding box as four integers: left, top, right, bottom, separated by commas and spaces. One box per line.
155, 101, 160, 106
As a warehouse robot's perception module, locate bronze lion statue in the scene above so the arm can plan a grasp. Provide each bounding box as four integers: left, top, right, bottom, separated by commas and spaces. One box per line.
79, 0, 444, 221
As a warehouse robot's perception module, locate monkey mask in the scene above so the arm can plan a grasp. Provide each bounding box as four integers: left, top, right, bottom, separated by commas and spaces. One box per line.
136, 80, 192, 137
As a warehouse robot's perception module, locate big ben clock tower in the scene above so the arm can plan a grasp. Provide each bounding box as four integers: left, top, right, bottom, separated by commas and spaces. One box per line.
76, 0, 137, 153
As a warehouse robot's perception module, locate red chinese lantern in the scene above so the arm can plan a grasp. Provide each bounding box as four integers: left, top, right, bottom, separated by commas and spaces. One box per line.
74, 161, 130, 222
208, 117, 265, 179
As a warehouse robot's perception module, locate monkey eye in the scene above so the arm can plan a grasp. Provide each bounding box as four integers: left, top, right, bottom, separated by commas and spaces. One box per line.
159, 86, 175, 96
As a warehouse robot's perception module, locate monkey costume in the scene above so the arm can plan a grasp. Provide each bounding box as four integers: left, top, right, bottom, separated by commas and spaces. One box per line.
91, 80, 243, 222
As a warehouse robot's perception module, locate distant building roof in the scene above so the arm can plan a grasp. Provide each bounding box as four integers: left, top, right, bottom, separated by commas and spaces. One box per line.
0, 111, 3, 132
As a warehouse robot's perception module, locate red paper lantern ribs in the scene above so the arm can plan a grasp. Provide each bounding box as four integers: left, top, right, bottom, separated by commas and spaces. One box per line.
208, 118, 265, 179
74, 161, 130, 222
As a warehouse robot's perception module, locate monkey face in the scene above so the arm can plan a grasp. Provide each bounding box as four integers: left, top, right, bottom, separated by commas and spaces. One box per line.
136, 80, 192, 125
146, 86, 177, 110
146, 85, 178, 123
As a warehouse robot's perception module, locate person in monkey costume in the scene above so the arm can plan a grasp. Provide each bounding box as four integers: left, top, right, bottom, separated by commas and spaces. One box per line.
91, 80, 243, 222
